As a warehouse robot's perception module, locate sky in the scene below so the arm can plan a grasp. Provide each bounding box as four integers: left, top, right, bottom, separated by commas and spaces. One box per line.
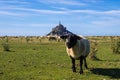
0, 0, 120, 36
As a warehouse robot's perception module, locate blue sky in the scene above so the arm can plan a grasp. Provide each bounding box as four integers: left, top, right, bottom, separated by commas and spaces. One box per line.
0, 0, 120, 36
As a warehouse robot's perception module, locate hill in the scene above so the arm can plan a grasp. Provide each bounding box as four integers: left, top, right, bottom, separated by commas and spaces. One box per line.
47, 23, 72, 36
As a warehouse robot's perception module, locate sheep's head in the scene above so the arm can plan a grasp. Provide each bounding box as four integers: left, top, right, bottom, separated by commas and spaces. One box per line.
60, 34, 79, 49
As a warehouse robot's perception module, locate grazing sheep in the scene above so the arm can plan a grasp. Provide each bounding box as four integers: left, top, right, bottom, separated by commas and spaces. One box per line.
48, 36, 57, 41
60, 34, 90, 74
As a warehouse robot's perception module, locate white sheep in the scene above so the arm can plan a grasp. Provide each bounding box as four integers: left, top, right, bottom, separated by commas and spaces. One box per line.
60, 34, 90, 74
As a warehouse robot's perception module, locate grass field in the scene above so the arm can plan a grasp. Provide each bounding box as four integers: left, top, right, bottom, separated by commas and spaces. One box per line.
0, 36, 120, 80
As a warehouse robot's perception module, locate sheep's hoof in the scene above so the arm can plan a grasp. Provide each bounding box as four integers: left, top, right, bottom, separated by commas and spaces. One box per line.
72, 69, 76, 72
79, 70, 83, 74
72, 67, 76, 72
85, 65, 88, 69
85, 67, 88, 70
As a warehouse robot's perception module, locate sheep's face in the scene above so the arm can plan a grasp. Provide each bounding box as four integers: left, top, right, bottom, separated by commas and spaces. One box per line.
60, 34, 77, 49
66, 35, 77, 48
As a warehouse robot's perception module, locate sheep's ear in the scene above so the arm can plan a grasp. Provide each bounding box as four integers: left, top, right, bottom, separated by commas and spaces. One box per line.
60, 35, 67, 39
74, 35, 82, 40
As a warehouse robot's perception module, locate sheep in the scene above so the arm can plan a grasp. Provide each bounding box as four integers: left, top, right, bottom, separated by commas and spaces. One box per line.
48, 36, 57, 41
60, 34, 90, 74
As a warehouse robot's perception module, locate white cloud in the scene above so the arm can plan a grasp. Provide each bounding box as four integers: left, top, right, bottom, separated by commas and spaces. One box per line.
11, 23, 56, 28
0, 11, 21, 16
0, 0, 119, 17
91, 19, 120, 27
0, 0, 29, 5
103, 10, 120, 15
1, 6, 120, 16
0, 7, 68, 16
51, 7, 69, 11
68, 9, 120, 16
37, 0, 86, 6
14, 7, 67, 14
83, 0, 104, 3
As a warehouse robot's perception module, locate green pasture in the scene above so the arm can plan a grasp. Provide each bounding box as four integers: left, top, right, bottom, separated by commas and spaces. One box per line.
0, 36, 120, 80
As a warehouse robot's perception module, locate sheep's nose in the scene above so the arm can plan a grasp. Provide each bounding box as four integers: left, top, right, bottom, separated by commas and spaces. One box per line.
66, 39, 69, 43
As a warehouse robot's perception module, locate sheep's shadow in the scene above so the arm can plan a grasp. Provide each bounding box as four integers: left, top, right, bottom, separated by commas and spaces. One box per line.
90, 68, 120, 79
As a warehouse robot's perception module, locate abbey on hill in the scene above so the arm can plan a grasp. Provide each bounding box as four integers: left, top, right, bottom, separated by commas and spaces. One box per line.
47, 23, 72, 36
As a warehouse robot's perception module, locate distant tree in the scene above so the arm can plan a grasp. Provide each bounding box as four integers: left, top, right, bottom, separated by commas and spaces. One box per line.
111, 37, 120, 54
89, 40, 99, 60
2, 35, 10, 51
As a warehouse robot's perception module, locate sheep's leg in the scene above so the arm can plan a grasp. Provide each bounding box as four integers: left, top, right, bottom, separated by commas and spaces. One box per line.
71, 57, 76, 72
80, 56, 83, 74
83, 57, 88, 69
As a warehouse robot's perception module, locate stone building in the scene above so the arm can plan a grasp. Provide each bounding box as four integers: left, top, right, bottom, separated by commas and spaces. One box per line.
47, 23, 72, 36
